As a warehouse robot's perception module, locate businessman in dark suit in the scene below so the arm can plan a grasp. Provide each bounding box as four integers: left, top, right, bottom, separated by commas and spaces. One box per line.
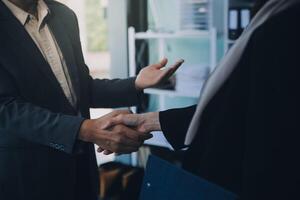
107, 0, 300, 199
0, 0, 183, 199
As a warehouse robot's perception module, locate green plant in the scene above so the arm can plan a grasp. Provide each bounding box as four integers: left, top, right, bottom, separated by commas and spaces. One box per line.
85, 0, 108, 52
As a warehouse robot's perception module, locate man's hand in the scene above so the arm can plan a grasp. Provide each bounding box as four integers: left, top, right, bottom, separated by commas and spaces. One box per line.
78, 110, 153, 154
105, 112, 161, 133
135, 58, 184, 90
96, 112, 161, 155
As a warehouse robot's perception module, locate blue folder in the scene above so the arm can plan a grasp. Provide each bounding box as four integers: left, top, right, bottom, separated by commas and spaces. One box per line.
139, 155, 238, 200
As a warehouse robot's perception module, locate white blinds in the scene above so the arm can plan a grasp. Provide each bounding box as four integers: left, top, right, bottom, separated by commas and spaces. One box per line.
180, 0, 211, 31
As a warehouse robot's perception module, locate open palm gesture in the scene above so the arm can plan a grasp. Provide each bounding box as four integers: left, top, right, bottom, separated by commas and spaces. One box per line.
135, 58, 184, 90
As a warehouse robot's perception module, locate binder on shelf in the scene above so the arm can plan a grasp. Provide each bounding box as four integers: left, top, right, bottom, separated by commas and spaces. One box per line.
241, 9, 251, 29
139, 155, 238, 200
228, 9, 239, 40
228, 7, 252, 40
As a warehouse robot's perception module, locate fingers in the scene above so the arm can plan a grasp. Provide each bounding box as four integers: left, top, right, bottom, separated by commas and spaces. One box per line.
97, 147, 113, 155
94, 110, 156, 155
103, 113, 148, 132
166, 59, 185, 75
157, 59, 184, 80
101, 110, 133, 129
124, 127, 153, 141
170, 59, 185, 72
107, 109, 132, 118
95, 125, 153, 155
103, 150, 113, 155
98, 126, 145, 151
105, 114, 140, 129
159, 58, 169, 68
97, 147, 104, 153
114, 125, 152, 144
118, 114, 140, 126
152, 58, 168, 69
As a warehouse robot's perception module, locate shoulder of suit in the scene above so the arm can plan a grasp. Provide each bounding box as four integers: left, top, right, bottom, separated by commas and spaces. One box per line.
268, 3, 300, 27
254, 3, 300, 37
45, 0, 77, 20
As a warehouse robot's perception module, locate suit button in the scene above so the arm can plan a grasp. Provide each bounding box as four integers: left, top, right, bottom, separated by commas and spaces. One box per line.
59, 145, 65, 151
50, 143, 65, 151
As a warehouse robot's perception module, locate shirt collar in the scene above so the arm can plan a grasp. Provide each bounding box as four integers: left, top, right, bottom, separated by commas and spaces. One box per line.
2, 0, 50, 28
36, 0, 50, 28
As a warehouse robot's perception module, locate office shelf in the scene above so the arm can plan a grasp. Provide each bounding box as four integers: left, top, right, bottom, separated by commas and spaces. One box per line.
144, 88, 200, 98
127, 0, 227, 150
134, 31, 211, 40
128, 27, 217, 78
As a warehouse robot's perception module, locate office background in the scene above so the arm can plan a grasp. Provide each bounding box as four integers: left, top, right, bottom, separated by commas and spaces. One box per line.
57, 0, 254, 185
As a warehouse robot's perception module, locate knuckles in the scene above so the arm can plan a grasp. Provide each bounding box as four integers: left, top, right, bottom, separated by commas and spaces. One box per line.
112, 135, 123, 144
114, 125, 125, 133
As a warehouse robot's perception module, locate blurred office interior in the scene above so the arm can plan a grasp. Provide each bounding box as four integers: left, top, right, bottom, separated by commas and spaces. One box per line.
56, 0, 255, 198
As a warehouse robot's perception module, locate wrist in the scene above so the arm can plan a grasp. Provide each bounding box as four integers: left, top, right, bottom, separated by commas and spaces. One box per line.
78, 119, 94, 142
134, 79, 143, 91
142, 112, 161, 132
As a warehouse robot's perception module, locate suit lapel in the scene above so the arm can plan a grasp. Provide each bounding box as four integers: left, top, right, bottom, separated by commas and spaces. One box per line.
47, 11, 81, 105
0, 1, 80, 110
0, 2, 61, 90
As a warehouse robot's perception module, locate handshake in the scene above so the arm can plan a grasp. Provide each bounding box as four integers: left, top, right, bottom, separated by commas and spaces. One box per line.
79, 110, 161, 155
78, 58, 184, 155
79, 58, 184, 155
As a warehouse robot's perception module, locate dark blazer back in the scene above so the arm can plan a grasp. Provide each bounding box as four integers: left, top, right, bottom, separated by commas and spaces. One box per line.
160, 3, 300, 200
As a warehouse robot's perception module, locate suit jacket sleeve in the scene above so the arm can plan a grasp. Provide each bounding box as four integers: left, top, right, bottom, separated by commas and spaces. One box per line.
0, 66, 85, 154
240, 7, 300, 199
88, 73, 141, 108
159, 105, 197, 150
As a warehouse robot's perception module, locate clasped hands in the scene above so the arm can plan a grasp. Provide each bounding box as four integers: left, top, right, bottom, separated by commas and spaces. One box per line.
79, 58, 183, 155
97, 111, 161, 155
79, 110, 153, 154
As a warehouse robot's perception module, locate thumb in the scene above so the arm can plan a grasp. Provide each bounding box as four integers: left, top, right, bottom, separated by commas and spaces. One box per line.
109, 109, 132, 117
154, 58, 168, 69
101, 117, 123, 129
119, 114, 141, 127
102, 114, 140, 129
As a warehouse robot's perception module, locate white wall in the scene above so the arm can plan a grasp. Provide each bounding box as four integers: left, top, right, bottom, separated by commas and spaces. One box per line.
107, 0, 129, 79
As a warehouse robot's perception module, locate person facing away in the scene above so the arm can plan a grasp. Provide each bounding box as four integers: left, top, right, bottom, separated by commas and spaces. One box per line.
0, 0, 184, 199
106, 0, 300, 199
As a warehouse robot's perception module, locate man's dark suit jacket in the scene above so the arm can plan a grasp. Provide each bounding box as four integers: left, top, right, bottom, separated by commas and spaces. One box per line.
0, 1, 140, 200
160, 3, 300, 200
